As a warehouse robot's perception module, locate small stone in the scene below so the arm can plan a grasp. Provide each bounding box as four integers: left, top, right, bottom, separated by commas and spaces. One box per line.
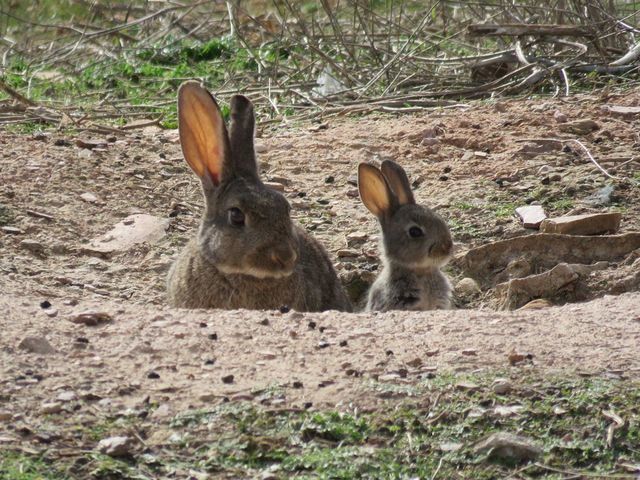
0, 411, 12, 421
455, 278, 481, 297
85, 214, 169, 256
68, 310, 113, 326
317, 340, 330, 349
519, 299, 553, 310
255, 142, 268, 153
540, 212, 621, 235
406, 357, 422, 367
259, 351, 277, 360
325, 176, 335, 184
44, 308, 58, 318
96, 436, 135, 457
80, 192, 98, 203
221, 374, 234, 384
492, 379, 513, 394
18, 336, 56, 355
603, 105, 640, 118
473, 432, 542, 463
337, 249, 359, 258
1, 226, 23, 234
56, 391, 77, 402
40, 402, 63, 414
147, 371, 160, 379
20, 239, 45, 254
455, 381, 480, 392
558, 119, 599, 135
346, 231, 368, 244
264, 181, 285, 192
461, 349, 477, 356
553, 110, 568, 123
515, 205, 547, 229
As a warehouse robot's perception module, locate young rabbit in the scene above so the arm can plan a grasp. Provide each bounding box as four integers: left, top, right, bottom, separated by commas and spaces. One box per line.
358, 160, 453, 312
167, 81, 352, 312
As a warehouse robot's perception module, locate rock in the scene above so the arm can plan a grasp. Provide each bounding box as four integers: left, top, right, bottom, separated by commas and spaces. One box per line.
473, 432, 542, 463
68, 310, 113, 326
96, 436, 135, 457
84, 214, 169, 256
264, 181, 285, 192
337, 249, 359, 258
558, 119, 599, 135
18, 336, 56, 355
20, 239, 45, 254
603, 105, 640, 118
495, 263, 578, 310
462, 349, 477, 356
515, 205, 547, 229
0, 411, 12, 421
553, 110, 568, 123
258, 351, 277, 360
540, 212, 621, 235
80, 192, 98, 203
518, 299, 553, 310
585, 185, 615, 207
254, 141, 268, 153
221, 374, 234, 384
461, 233, 640, 287
455, 277, 481, 297
492, 379, 513, 394
346, 231, 368, 245
1, 226, 23, 234
44, 308, 58, 318
56, 391, 77, 402
518, 139, 562, 155
439, 442, 463, 452
40, 402, 63, 414
455, 381, 480, 392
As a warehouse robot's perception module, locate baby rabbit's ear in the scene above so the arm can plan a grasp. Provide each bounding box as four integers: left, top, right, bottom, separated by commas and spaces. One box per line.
178, 81, 229, 186
381, 160, 415, 205
358, 163, 395, 218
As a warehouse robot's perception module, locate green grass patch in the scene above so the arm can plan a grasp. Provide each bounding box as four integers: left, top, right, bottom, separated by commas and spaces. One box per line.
3, 372, 639, 479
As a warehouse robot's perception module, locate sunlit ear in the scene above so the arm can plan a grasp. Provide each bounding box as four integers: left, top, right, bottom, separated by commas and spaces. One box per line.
358, 163, 394, 218
381, 160, 415, 205
178, 81, 228, 186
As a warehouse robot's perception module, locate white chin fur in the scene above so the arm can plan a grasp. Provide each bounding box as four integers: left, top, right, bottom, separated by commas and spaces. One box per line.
217, 264, 294, 279
395, 255, 450, 270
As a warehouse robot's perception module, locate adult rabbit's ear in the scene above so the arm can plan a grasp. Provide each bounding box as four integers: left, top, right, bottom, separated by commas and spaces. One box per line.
178, 81, 230, 187
381, 160, 415, 205
358, 163, 396, 218
227, 94, 260, 183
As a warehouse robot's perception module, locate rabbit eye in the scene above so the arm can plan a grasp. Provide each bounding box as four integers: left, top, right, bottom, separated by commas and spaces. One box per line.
408, 226, 424, 238
228, 207, 245, 227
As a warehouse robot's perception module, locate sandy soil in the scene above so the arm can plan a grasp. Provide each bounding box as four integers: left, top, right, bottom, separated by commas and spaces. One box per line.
1, 88, 640, 419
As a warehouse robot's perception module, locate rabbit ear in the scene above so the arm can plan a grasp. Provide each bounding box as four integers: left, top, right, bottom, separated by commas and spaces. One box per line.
228, 95, 259, 182
178, 81, 229, 186
381, 160, 415, 205
358, 163, 395, 218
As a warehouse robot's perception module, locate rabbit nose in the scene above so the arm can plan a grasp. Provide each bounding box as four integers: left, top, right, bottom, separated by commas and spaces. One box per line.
270, 247, 297, 269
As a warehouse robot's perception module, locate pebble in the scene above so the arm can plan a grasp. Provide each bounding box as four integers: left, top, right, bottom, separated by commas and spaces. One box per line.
68, 310, 113, 326
96, 435, 135, 457
515, 205, 547, 229
0, 411, 12, 421
44, 308, 58, 318
19, 239, 45, 254
1, 226, 23, 234
455, 277, 481, 297
553, 110, 568, 123
492, 378, 513, 394
18, 336, 56, 355
264, 181, 285, 192
221, 374, 234, 384
80, 192, 98, 203
473, 432, 542, 463
57, 391, 77, 402
337, 249, 359, 258
40, 402, 63, 414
